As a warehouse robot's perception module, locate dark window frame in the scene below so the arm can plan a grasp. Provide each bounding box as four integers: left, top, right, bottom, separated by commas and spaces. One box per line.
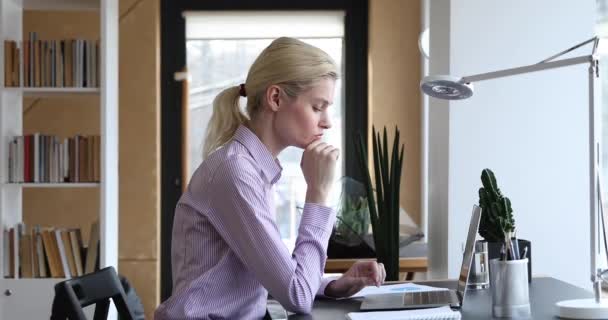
161, 0, 369, 301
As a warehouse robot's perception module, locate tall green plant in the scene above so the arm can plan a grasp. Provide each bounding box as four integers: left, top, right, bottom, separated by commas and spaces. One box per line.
478, 168, 515, 243
354, 126, 404, 281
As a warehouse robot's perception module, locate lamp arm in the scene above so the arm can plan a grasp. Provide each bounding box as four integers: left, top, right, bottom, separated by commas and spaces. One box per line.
461, 55, 595, 83
461, 36, 598, 84
539, 36, 598, 64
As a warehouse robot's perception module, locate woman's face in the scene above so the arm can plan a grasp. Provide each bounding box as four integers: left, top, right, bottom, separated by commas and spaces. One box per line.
273, 78, 336, 149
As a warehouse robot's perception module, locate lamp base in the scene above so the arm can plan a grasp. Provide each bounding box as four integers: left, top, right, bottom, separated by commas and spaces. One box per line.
556, 299, 608, 319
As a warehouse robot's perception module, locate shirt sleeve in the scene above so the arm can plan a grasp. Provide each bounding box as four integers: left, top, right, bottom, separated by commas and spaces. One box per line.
204, 155, 336, 314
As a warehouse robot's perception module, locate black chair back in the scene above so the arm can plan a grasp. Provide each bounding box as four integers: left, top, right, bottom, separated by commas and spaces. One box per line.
50, 266, 135, 320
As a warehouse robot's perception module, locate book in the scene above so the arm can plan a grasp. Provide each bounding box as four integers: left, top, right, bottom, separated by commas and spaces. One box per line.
68, 229, 84, 276
33, 226, 47, 277
347, 306, 461, 320
41, 229, 63, 278
60, 230, 77, 277
2, 230, 7, 277
8, 227, 15, 278
84, 220, 99, 274
3, 40, 20, 87
19, 234, 33, 278
54, 229, 71, 278
12, 224, 22, 278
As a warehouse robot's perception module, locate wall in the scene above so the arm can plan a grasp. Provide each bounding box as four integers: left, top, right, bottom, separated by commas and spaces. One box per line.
118, 0, 160, 318
428, 0, 595, 288
22, 3, 161, 318
369, 0, 422, 226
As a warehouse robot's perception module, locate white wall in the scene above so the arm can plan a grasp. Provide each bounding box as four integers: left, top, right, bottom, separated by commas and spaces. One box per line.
428, 0, 596, 288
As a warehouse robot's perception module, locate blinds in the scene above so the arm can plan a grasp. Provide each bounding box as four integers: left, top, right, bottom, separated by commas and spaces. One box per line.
184, 11, 344, 40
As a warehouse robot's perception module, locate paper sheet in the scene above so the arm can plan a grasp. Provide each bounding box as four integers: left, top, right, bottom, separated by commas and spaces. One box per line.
346, 306, 461, 320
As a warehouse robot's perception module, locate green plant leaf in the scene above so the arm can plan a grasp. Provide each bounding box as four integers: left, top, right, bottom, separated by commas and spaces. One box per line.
355, 133, 380, 252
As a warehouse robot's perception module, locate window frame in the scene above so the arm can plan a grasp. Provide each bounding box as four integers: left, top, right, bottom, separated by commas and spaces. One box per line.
160, 0, 369, 301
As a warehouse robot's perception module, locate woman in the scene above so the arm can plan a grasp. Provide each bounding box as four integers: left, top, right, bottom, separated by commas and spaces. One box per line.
155, 37, 386, 320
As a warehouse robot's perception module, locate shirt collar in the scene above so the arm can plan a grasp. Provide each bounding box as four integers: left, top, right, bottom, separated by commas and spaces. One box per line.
232, 125, 282, 184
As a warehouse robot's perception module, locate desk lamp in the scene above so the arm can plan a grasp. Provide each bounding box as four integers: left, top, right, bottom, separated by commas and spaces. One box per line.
420, 37, 608, 319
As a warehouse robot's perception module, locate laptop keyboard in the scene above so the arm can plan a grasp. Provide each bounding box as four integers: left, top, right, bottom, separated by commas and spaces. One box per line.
404, 290, 452, 305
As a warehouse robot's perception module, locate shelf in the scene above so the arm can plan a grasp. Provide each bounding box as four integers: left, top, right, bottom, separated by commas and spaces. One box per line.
2, 87, 100, 96
3, 182, 99, 188
2, 277, 67, 283
24, 0, 99, 11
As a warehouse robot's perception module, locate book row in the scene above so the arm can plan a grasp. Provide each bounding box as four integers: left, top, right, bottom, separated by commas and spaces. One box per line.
4, 32, 99, 88
4, 221, 100, 279
8, 134, 101, 183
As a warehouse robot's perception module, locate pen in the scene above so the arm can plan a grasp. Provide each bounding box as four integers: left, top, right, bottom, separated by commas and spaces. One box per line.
506, 232, 517, 260
512, 232, 521, 260
509, 243, 517, 260
521, 246, 528, 259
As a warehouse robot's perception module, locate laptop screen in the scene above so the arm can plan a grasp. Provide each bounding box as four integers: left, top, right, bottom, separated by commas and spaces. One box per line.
456, 205, 482, 298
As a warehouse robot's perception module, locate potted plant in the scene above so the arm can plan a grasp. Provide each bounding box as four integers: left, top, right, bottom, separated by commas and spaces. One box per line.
327, 177, 375, 259
354, 126, 404, 281
478, 168, 531, 281
336, 194, 370, 241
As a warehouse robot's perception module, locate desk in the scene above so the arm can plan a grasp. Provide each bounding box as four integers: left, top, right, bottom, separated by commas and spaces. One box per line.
324, 258, 427, 279
287, 277, 593, 319
325, 242, 427, 280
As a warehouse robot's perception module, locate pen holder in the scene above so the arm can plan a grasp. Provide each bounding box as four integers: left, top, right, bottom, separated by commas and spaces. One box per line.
490, 258, 531, 318
488, 239, 532, 283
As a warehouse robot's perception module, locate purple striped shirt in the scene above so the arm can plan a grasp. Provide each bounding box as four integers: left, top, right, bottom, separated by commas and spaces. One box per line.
154, 125, 337, 319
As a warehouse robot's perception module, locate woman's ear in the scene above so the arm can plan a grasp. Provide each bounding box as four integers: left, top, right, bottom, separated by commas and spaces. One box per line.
265, 85, 282, 112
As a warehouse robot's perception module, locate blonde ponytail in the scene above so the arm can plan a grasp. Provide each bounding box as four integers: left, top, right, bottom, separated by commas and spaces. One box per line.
202, 86, 248, 159
201, 37, 338, 160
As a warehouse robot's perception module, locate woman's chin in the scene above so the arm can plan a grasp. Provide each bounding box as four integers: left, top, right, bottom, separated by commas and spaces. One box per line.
293, 137, 320, 149
295, 142, 308, 149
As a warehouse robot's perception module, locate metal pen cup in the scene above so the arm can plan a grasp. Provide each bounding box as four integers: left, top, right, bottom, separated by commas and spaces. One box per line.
490, 258, 531, 318
468, 240, 490, 289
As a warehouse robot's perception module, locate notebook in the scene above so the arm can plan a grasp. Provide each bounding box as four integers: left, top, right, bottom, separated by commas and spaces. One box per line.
360, 205, 482, 311
346, 306, 461, 320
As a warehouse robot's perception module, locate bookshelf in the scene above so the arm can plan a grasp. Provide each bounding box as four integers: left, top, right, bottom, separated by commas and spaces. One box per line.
5, 183, 100, 188
12, 87, 101, 96
0, 0, 117, 318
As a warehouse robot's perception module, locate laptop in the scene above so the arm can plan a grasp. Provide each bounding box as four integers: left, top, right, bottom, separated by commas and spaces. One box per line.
360, 205, 482, 311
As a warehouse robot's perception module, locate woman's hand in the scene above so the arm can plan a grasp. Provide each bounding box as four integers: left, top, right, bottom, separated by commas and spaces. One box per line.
301, 140, 339, 206
324, 261, 387, 298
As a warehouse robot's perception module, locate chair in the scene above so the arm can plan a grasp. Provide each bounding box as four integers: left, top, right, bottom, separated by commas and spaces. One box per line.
50, 266, 136, 320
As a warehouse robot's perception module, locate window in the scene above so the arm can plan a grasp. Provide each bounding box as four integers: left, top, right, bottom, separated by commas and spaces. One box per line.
184, 12, 344, 250
160, 0, 368, 300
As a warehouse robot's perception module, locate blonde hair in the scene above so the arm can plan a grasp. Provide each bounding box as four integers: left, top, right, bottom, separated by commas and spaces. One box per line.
201, 37, 339, 159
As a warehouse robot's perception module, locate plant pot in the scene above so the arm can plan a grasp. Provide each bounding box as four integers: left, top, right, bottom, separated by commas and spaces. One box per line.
327, 229, 375, 258
490, 258, 531, 318
487, 239, 531, 283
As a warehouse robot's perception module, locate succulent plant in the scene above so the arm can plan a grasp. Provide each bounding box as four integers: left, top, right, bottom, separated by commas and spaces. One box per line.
478, 168, 515, 242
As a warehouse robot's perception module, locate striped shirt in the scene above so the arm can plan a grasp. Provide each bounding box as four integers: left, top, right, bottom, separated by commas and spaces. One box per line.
154, 125, 337, 319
